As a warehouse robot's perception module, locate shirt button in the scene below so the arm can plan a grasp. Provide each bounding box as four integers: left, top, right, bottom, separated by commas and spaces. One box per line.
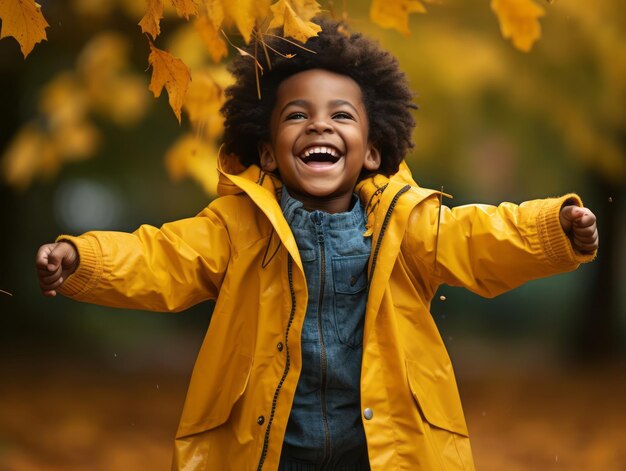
257, 415, 265, 425
350, 276, 357, 286
363, 408, 374, 420
277, 342, 284, 352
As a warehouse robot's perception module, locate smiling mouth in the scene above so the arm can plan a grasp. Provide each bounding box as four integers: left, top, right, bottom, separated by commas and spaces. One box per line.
298, 145, 343, 165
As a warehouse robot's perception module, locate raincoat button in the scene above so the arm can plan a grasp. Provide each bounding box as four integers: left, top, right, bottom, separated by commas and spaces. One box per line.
277, 342, 284, 352
257, 415, 265, 425
363, 408, 373, 420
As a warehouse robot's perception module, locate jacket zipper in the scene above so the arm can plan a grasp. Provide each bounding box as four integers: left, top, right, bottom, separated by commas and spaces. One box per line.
317, 235, 332, 469
368, 185, 411, 288
256, 257, 296, 471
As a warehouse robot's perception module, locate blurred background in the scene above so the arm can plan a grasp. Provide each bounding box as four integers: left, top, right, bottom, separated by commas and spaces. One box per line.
1, 1, 625, 470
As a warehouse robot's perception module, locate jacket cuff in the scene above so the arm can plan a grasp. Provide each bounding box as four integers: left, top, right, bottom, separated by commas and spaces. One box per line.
55, 234, 103, 298
536, 194, 597, 267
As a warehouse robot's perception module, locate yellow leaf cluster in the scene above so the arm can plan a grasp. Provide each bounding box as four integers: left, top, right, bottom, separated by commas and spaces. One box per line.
0, 0, 49, 57
370, 0, 426, 36
183, 69, 231, 139
2, 74, 99, 190
148, 42, 192, 123
165, 134, 219, 194
2, 32, 150, 190
269, 0, 322, 43
491, 0, 545, 52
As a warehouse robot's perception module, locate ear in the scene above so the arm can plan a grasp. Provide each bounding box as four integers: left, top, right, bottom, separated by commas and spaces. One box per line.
363, 143, 381, 172
258, 142, 277, 172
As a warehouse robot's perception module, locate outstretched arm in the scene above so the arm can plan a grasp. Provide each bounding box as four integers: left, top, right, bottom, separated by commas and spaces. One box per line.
403, 194, 598, 299
34, 206, 231, 312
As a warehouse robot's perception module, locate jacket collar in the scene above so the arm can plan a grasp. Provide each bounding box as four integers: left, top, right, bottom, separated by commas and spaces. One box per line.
215, 154, 447, 275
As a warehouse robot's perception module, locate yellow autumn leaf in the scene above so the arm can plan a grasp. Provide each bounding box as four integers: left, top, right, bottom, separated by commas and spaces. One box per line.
370, 0, 426, 36
1, 125, 56, 190
165, 134, 219, 195
148, 42, 192, 123
38, 73, 87, 128
491, 0, 545, 52
52, 121, 100, 161
223, 0, 256, 43
167, 23, 208, 70
183, 70, 227, 138
285, 0, 321, 20
139, 0, 163, 39
202, 0, 224, 30
269, 0, 322, 43
195, 16, 228, 63
0, 0, 49, 58
170, 0, 198, 19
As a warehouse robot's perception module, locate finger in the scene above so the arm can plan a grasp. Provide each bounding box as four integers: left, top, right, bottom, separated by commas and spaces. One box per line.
40, 276, 64, 292
572, 225, 597, 239
47, 244, 69, 271
561, 205, 584, 222
573, 212, 596, 228
35, 245, 54, 270
42, 289, 58, 297
573, 240, 598, 252
39, 266, 63, 285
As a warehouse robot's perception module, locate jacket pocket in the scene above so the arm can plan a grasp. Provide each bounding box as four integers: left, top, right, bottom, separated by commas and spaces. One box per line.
176, 352, 254, 438
332, 254, 369, 348
405, 358, 469, 437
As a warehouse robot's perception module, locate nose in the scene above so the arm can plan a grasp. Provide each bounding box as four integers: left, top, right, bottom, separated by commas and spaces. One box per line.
306, 118, 333, 134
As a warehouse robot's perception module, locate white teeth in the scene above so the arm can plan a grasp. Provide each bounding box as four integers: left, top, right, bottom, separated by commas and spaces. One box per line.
301, 146, 340, 158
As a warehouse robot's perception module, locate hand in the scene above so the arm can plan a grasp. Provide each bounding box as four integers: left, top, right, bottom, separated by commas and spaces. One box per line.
36, 242, 80, 297
559, 205, 599, 254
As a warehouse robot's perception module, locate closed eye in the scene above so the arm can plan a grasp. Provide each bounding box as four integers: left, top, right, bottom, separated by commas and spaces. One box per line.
286, 112, 307, 120
332, 111, 354, 120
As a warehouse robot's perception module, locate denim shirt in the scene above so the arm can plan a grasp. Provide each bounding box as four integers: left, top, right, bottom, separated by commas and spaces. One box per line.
279, 189, 371, 470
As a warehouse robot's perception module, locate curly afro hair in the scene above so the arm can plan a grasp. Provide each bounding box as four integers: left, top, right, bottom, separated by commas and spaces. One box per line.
221, 18, 417, 176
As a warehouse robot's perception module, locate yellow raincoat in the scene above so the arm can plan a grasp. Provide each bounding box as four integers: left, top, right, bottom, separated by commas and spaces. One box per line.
58, 162, 594, 470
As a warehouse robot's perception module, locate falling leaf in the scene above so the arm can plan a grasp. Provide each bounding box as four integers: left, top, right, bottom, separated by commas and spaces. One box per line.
491, 0, 545, 52
170, 0, 198, 19
370, 0, 426, 36
165, 134, 219, 194
139, 0, 164, 39
202, 0, 224, 30
0, 0, 50, 58
148, 42, 192, 123
195, 16, 228, 63
269, 0, 322, 43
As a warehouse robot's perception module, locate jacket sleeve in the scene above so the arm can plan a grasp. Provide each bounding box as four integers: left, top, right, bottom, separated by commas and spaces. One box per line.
56, 204, 231, 312
403, 193, 596, 298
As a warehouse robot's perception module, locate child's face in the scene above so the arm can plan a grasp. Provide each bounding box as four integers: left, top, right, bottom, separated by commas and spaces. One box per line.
260, 69, 380, 213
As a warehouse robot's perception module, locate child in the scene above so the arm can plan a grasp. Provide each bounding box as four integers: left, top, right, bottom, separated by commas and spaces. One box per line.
36, 20, 598, 471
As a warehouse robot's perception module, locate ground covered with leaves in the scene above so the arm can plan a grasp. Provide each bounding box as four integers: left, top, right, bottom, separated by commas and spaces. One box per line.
1, 360, 624, 471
